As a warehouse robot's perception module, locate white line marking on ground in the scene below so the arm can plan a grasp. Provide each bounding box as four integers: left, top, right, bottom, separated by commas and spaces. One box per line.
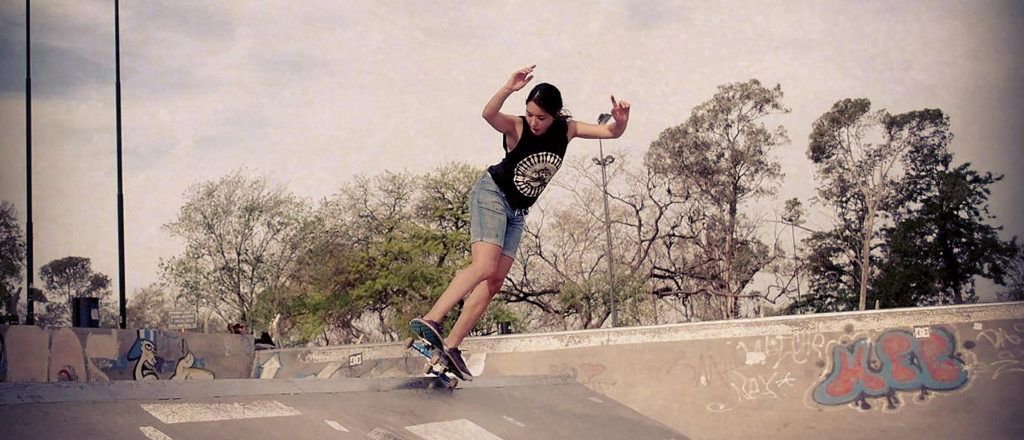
588, 397, 604, 403
502, 415, 526, 427
140, 426, 175, 440
325, 420, 350, 432
140, 400, 302, 424
368, 427, 405, 439
405, 419, 506, 440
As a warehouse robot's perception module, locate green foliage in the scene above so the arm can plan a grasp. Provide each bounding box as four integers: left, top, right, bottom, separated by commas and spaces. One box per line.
875, 155, 1018, 306
789, 230, 864, 313
997, 243, 1024, 302
802, 99, 952, 311
0, 201, 25, 321
644, 79, 789, 319
803, 101, 1017, 311
160, 169, 317, 325
475, 304, 522, 335
250, 164, 481, 345
37, 256, 111, 326
126, 284, 172, 330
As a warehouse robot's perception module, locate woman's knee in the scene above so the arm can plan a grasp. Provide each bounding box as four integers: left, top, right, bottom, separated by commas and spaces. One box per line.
469, 259, 499, 281
486, 272, 505, 291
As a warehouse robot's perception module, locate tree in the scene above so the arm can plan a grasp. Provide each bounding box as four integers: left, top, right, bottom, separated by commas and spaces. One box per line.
510, 180, 620, 330
804, 100, 950, 310
126, 284, 172, 329
258, 241, 364, 346
332, 171, 444, 340
414, 162, 478, 249
645, 79, 789, 319
998, 243, 1024, 302
37, 256, 111, 326
877, 153, 1019, 306
277, 165, 481, 344
791, 230, 862, 313
779, 197, 806, 298
161, 169, 317, 326
0, 201, 25, 323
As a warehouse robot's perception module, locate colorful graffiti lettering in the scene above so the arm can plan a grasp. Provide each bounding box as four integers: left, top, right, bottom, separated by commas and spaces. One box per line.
813, 328, 968, 410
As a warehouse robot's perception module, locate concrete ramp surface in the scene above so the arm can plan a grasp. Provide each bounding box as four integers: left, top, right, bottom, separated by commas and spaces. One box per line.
0, 376, 688, 440
3, 302, 1023, 439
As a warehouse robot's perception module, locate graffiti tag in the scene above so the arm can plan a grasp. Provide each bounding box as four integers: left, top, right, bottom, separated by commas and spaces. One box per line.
812, 328, 967, 410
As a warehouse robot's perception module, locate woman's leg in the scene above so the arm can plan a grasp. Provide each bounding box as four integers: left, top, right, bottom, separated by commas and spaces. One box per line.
424, 241, 504, 323
445, 254, 514, 348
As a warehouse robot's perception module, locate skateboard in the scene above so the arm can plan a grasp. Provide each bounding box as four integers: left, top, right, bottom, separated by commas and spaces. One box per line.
404, 337, 460, 389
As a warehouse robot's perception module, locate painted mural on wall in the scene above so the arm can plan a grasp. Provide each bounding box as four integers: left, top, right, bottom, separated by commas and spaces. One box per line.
706, 321, 1024, 413
812, 328, 968, 410
127, 329, 214, 380
255, 349, 429, 380
0, 326, 251, 382
128, 330, 159, 380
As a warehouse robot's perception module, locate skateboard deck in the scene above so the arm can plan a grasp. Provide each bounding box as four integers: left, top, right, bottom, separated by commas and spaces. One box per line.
404, 337, 460, 389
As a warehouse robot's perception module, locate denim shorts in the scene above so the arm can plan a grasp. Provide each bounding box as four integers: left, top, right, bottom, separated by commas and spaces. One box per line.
470, 172, 526, 258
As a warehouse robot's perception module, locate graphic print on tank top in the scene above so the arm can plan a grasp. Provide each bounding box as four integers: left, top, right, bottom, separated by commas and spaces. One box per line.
513, 151, 563, 198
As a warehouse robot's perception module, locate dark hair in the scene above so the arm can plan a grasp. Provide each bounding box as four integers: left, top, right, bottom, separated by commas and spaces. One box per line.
526, 83, 571, 121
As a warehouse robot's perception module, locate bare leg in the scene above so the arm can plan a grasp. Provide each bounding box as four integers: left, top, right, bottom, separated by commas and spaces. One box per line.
424, 242, 503, 323
446, 254, 514, 348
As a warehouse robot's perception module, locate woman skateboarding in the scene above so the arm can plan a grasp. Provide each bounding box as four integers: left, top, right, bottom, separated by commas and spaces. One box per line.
411, 64, 631, 379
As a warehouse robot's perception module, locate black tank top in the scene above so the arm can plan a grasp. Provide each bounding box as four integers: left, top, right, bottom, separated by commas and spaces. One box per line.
487, 116, 570, 210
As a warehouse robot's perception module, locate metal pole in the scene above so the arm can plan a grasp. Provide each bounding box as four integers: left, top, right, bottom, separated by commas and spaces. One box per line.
115, 0, 127, 329
599, 138, 616, 327
25, 0, 34, 325
595, 113, 616, 327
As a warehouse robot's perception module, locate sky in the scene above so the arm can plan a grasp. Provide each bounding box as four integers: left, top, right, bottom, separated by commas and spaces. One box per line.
1, 0, 1022, 304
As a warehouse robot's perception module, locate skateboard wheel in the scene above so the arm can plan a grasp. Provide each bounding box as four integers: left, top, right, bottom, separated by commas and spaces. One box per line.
429, 353, 442, 365
423, 362, 433, 375
448, 377, 459, 389
404, 337, 415, 349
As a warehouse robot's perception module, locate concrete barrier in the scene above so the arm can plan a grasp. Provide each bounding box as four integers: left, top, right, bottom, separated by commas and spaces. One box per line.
0, 326, 254, 382
253, 302, 1024, 439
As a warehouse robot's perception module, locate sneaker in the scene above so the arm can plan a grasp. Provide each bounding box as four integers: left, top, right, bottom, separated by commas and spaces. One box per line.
410, 317, 446, 351
446, 347, 473, 381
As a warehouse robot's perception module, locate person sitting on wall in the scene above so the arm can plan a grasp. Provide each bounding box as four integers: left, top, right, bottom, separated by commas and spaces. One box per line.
255, 332, 276, 350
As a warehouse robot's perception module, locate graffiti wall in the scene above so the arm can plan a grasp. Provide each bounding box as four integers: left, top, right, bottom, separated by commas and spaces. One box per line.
253, 343, 418, 380
0, 326, 254, 382
465, 303, 1024, 439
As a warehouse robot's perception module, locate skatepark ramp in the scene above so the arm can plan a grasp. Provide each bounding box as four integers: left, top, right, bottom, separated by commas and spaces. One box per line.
0, 375, 686, 440
255, 302, 1024, 439
1, 302, 1022, 439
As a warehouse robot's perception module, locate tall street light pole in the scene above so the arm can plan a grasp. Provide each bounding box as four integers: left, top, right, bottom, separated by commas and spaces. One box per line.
593, 113, 616, 327
25, 0, 35, 325
115, 0, 127, 328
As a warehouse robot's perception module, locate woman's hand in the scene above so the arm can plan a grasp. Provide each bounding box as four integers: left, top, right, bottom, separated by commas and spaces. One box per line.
506, 65, 536, 92
610, 95, 630, 123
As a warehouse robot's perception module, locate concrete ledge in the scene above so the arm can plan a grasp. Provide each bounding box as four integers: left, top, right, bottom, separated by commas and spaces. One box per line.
467, 301, 1024, 353
258, 302, 1024, 367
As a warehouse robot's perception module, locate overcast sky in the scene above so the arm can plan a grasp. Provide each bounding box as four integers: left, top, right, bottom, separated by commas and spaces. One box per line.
1, 0, 1022, 303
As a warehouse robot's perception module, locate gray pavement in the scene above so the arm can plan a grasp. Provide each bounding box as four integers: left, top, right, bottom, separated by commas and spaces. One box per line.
0, 375, 688, 440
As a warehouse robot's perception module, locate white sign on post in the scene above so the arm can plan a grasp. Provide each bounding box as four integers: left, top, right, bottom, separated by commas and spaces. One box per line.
168, 309, 197, 330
